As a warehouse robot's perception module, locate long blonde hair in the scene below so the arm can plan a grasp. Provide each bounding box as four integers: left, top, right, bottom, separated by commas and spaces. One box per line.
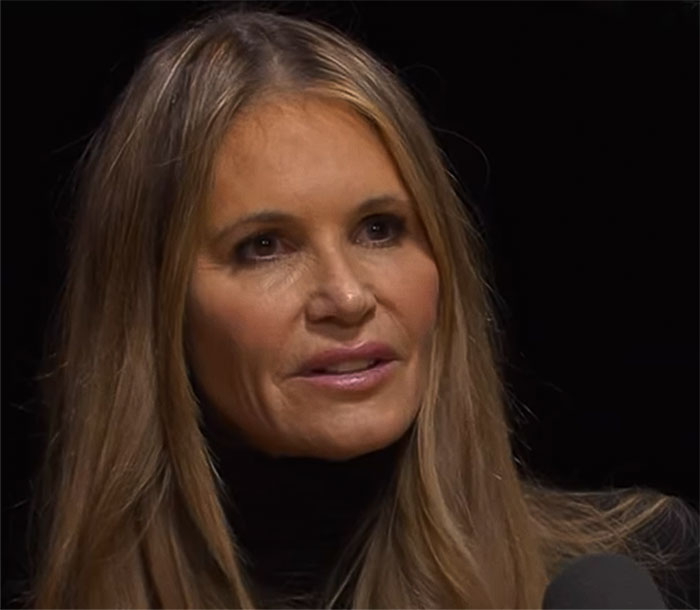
32, 9, 697, 608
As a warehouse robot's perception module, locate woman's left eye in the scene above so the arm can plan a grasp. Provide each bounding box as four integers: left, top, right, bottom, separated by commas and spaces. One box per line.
355, 214, 406, 246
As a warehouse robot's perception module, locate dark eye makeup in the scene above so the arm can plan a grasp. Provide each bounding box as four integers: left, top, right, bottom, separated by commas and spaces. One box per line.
355, 213, 406, 246
233, 212, 407, 266
234, 233, 285, 264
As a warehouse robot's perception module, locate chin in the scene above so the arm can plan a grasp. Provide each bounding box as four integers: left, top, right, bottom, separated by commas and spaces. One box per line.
304, 440, 390, 462
284, 411, 416, 461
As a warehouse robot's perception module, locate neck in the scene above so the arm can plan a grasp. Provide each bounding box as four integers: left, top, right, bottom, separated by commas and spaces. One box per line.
202, 407, 404, 606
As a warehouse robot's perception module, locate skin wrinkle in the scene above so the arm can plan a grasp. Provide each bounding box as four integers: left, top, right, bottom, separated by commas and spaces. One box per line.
187, 95, 439, 460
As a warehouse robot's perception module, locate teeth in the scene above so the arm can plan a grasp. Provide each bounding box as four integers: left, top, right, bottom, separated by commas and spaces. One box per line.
319, 359, 376, 374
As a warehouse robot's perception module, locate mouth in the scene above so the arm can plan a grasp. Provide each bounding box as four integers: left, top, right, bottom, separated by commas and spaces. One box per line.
293, 358, 397, 393
296, 341, 398, 377
304, 358, 385, 376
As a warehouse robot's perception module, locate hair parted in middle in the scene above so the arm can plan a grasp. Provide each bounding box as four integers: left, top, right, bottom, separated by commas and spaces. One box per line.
33, 8, 692, 609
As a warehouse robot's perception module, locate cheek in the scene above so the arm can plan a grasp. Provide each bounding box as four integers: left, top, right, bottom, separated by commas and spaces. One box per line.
187, 274, 294, 382
383, 252, 440, 340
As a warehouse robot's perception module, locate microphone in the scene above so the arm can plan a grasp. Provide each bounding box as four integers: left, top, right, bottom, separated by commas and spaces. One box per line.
542, 552, 668, 609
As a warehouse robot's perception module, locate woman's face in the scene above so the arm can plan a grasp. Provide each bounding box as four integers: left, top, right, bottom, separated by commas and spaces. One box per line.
187, 95, 439, 460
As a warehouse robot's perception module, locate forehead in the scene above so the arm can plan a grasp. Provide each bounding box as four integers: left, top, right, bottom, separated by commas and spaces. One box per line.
209, 94, 407, 222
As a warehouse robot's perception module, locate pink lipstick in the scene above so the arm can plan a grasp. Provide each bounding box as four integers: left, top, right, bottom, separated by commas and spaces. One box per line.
294, 342, 398, 393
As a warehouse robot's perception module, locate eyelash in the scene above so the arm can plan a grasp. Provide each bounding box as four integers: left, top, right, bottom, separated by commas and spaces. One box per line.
233, 213, 407, 266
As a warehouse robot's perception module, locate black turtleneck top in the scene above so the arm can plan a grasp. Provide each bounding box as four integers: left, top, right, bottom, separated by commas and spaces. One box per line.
202, 407, 700, 609
202, 405, 404, 608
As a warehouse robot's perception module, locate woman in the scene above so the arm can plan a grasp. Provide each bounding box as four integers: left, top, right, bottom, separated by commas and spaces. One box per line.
29, 7, 697, 609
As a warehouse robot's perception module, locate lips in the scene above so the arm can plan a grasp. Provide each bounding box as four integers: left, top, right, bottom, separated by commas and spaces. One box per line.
309, 358, 379, 375
296, 342, 398, 377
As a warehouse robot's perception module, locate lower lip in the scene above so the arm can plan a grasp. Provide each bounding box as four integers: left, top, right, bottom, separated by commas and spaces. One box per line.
294, 360, 397, 392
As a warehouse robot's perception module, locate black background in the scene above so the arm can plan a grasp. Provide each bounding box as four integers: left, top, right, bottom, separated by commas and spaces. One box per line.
2, 1, 698, 603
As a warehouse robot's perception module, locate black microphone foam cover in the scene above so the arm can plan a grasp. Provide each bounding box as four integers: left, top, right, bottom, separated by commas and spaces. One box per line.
542, 552, 668, 609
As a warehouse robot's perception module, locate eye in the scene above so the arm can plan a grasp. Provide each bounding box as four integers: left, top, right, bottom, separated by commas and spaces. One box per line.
355, 213, 406, 246
234, 232, 288, 264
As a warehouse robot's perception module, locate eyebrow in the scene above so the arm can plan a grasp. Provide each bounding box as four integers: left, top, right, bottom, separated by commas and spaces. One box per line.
209, 194, 412, 245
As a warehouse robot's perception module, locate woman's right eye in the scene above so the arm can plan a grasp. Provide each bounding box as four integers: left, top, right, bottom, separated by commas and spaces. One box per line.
234, 232, 287, 265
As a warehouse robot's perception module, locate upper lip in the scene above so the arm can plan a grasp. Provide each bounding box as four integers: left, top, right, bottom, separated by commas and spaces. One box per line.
296, 342, 398, 375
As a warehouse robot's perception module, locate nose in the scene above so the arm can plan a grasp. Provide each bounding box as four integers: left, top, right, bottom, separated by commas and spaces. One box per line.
304, 246, 376, 326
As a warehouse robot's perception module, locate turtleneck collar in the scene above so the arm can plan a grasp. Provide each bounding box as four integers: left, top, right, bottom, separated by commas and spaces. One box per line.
201, 403, 405, 607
